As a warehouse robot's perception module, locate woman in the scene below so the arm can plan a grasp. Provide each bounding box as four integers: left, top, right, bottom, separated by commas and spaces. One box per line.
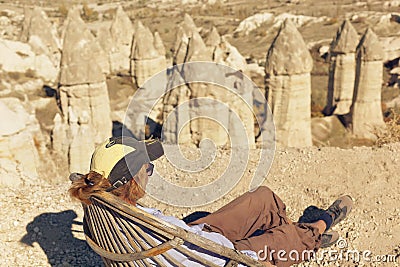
69, 136, 353, 267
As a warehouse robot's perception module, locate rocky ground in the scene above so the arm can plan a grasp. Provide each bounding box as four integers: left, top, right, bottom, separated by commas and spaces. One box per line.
0, 0, 400, 266
1, 143, 399, 266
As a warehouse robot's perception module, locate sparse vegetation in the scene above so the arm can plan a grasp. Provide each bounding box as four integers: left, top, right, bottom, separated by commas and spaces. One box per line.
58, 3, 68, 19
82, 2, 99, 22
376, 109, 400, 147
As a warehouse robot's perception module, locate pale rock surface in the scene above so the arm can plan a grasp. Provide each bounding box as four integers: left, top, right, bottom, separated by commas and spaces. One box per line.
326, 20, 359, 116
234, 12, 274, 35
19, 7, 60, 68
0, 38, 58, 81
131, 21, 166, 88
234, 12, 327, 35
126, 23, 168, 138
204, 26, 221, 48
110, 5, 134, 46
60, 10, 109, 84
311, 116, 347, 146
273, 13, 327, 28
153, 31, 166, 57
0, 98, 40, 186
165, 25, 254, 147
58, 15, 112, 173
109, 5, 134, 73
213, 37, 252, 147
173, 26, 190, 64
96, 26, 113, 53
380, 36, 400, 62
351, 28, 385, 139
265, 19, 313, 147
0, 16, 11, 26
182, 13, 198, 34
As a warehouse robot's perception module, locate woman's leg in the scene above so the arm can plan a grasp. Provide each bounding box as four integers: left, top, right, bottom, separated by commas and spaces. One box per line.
188, 186, 290, 242
233, 221, 322, 267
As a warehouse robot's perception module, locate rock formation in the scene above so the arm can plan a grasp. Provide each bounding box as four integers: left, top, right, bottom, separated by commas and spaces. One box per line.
153, 31, 166, 57
205, 26, 221, 48
60, 9, 109, 76
124, 22, 167, 139
0, 38, 58, 81
351, 28, 385, 139
20, 7, 60, 68
326, 20, 359, 116
57, 13, 112, 173
0, 98, 57, 186
130, 21, 166, 88
109, 5, 134, 73
163, 23, 254, 147
265, 19, 313, 147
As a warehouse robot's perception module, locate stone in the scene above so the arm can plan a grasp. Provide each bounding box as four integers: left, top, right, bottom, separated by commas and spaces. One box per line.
265, 19, 313, 147
380, 36, 400, 62
204, 26, 221, 48
265, 19, 313, 75
182, 13, 198, 34
110, 5, 134, 46
234, 12, 274, 35
215, 38, 247, 71
0, 98, 41, 187
0, 38, 58, 81
311, 116, 347, 146
58, 14, 113, 172
96, 26, 113, 55
153, 31, 166, 56
173, 26, 190, 65
20, 7, 61, 53
109, 5, 134, 73
131, 21, 166, 87
326, 20, 359, 116
60, 10, 109, 85
0, 100, 28, 136
330, 20, 359, 54
186, 30, 210, 61
58, 82, 112, 173
351, 28, 385, 139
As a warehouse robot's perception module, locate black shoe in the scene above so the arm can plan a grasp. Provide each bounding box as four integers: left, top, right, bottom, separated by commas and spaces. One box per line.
326, 195, 353, 231
321, 231, 339, 248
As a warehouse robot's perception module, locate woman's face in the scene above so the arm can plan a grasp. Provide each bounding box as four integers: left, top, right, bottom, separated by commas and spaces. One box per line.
135, 164, 152, 191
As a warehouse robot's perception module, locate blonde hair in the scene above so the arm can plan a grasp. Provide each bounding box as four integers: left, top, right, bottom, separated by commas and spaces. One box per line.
69, 166, 147, 205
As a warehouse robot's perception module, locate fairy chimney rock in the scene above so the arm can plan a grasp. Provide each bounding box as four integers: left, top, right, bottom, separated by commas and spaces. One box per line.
153, 31, 166, 56
110, 5, 134, 46
60, 16, 106, 85
187, 31, 210, 61
20, 7, 60, 51
265, 19, 313, 75
182, 13, 198, 34
132, 21, 158, 60
331, 20, 359, 54
264, 19, 312, 147
326, 20, 359, 116
205, 26, 221, 47
131, 21, 167, 88
351, 28, 385, 139
97, 26, 113, 53
357, 28, 384, 62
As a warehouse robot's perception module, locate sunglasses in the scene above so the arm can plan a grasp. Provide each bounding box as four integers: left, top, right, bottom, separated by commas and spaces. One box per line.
146, 163, 154, 176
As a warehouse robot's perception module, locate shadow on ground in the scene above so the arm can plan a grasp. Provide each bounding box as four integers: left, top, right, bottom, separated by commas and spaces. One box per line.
20, 210, 102, 267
